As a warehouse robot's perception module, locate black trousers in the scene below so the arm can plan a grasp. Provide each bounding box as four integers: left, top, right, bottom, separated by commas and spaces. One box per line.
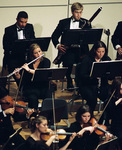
23, 87, 51, 109
62, 48, 81, 87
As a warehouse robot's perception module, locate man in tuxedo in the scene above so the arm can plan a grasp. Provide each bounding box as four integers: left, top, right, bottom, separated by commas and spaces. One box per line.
52, 2, 91, 90
0, 86, 34, 149
112, 21, 122, 59
3, 11, 35, 74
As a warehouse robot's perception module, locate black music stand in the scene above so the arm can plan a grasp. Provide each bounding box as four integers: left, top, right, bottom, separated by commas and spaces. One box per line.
32, 67, 67, 96
32, 67, 68, 81
61, 28, 103, 46
2, 127, 22, 150
13, 37, 51, 62
32, 67, 68, 127
95, 137, 119, 150
90, 60, 122, 78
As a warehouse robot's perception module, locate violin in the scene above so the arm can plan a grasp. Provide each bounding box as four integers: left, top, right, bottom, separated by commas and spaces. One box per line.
83, 118, 107, 136
41, 128, 73, 141
1, 96, 35, 113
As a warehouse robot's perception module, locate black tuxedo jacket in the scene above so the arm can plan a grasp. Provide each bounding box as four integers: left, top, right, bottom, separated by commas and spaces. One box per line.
3, 23, 35, 56
112, 21, 122, 49
0, 111, 14, 144
112, 21, 122, 59
51, 17, 91, 56
0, 109, 28, 145
52, 17, 91, 47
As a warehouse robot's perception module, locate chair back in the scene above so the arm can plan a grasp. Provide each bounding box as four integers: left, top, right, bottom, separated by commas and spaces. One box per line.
41, 98, 68, 123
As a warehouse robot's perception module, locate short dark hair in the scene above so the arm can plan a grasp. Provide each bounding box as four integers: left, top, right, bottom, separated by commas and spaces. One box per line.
0, 86, 9, 99
17, 11, 28, 20
75, 105, 92, 123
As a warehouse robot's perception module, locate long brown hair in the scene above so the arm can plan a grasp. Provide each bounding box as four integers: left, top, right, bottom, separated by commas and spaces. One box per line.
111, 77, 122, 99
75, 105, 92, 123
30, 116, 47, 133
89, 41, 108, 59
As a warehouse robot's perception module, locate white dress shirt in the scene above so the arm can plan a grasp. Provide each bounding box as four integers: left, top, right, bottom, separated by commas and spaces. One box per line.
0, 104, 6, 117
17, 28, 25, 39
70, 18, 80, 29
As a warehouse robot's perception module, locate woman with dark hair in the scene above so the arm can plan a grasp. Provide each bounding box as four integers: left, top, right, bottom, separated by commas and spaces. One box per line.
66, 105, 112, 150
14, 43, 51, 109
76, 41, 111, 112
25, 115, 76, 150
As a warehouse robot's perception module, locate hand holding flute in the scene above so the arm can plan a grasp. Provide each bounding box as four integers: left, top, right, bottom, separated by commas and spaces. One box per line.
7, 54, 44, 78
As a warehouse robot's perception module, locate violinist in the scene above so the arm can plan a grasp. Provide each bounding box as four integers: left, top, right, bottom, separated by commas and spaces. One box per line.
0, 86, 34, 149
25, 115, 76, 150
66, 105, 112, 150
14, 43, 51, 109
107, 78, 122, 141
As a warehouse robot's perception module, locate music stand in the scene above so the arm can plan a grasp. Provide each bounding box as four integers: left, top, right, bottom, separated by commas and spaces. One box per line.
31, 67, 68, 82
95, 137, 119, 150
13, 37, 51, 61
61, 28, 103, 46
90, 60, 122, 78
2, 127, 22, 150
32, 67, 68, 126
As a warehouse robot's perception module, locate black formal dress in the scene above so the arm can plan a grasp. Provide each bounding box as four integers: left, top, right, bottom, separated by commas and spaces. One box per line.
59, 121, 99, 150
52, 17, 91, 88
3, 23, 35, 73
76, 55, 111, 112
106, 96, 122, 138
20, 57, 51, 109
111, 21, 122, 59
25, 136, 50, 150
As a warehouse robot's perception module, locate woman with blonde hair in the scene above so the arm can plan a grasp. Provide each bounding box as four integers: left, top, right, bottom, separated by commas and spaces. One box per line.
14, 43, 51, 109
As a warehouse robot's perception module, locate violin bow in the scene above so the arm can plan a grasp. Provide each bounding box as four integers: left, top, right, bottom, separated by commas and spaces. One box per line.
51, 84, 60, 150
97, 89, 116, 123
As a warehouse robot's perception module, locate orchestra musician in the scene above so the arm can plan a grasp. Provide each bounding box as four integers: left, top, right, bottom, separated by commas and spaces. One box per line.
3, 11, 35, 80
111, 21, 122, 60
25, 115, 76, 150
14, 43, 51, 109
0, 86, 34, 149
61, 105, 112, 150
106, 78, 122, 140
76, 41, 111, 112
51, 2, 91, 91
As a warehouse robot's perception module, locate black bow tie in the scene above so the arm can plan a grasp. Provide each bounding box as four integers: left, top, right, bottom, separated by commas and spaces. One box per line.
17, 28, 24, 32
73, 20, 80, 22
